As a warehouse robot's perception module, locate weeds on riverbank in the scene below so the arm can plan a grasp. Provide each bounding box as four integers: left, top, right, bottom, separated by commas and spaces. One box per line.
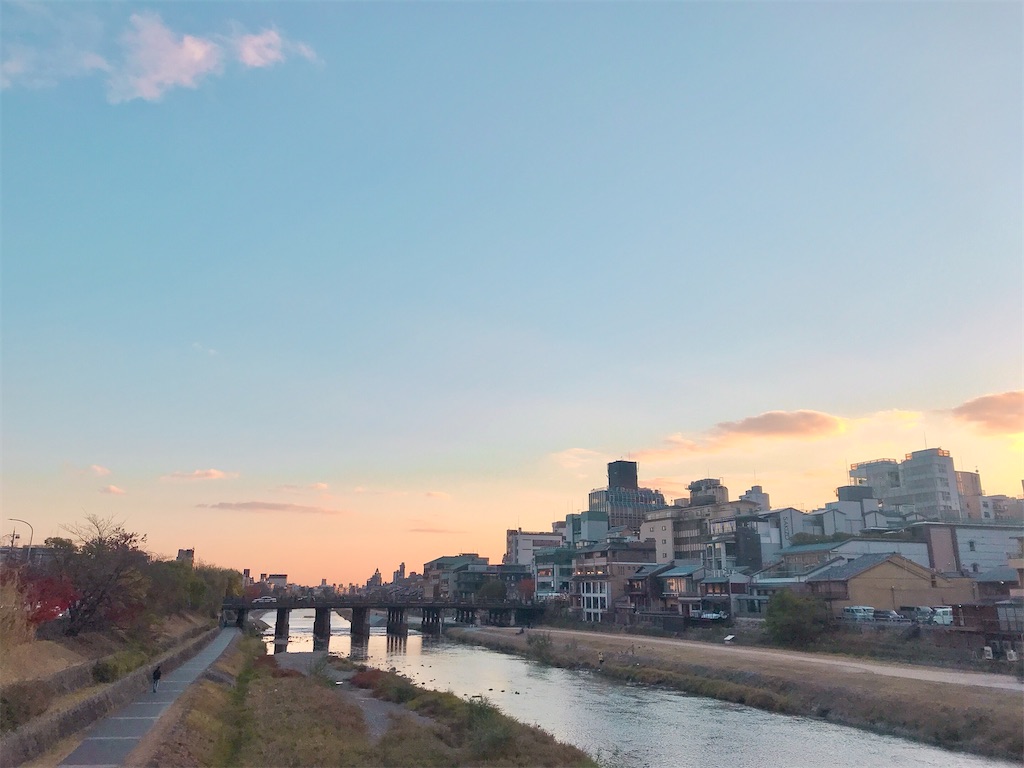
358, 668, 597, 767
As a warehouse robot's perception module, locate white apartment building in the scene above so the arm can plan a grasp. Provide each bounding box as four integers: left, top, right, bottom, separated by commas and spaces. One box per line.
851, 448, 965, 520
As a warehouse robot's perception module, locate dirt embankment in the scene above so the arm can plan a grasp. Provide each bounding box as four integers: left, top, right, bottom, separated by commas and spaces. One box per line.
448, 626, 1024, 763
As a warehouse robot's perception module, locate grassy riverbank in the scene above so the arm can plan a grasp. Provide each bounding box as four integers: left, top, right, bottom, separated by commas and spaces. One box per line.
447, 626, 1024, 763
128, 635, 597, 767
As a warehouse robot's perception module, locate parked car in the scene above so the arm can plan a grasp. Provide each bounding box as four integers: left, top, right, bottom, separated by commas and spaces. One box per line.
898, 605, 934, 623
873, 609, 904, 622
699, 611, 729, 620
842, 605, 875, 622
929, 606, 953, 625
252, 595, 276, 604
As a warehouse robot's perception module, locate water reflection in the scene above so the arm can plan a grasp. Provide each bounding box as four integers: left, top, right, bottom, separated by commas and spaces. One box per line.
262, 613, 1016, 768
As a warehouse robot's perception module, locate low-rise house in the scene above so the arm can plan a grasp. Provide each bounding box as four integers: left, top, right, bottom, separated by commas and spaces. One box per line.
804, 553, 976, 616
700, 571, 750, 616
423, 553, 489, 599
534, 546, 575, 602
975, 566, 1023, 601
658, 562, 704, 617
571, 540, 656, 623
623, 563, 673, 616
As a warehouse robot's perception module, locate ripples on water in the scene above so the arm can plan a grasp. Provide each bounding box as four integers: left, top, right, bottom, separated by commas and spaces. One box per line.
263, 610, 1016, 768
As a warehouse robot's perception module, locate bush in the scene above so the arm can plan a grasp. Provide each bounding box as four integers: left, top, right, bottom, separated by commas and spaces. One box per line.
0, 681, 54, 732
92, 648, 149, 683
764, 590, 830, 648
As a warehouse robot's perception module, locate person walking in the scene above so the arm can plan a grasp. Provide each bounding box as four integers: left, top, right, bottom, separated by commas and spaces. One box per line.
151, 665, 162, 693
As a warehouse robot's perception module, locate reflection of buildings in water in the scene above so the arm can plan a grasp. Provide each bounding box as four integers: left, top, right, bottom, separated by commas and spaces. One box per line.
386, 634, 408, 654
350, 635, 369, 661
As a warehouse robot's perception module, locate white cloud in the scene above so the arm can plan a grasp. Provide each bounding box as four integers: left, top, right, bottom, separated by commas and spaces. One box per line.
197, 501, 345, 516
100, 484, 126, 495
89, 464, 111, 476
235, 29, 284, 68
1, 7, 317, 102
161, 468, 238, 481
107, 13, 223, 103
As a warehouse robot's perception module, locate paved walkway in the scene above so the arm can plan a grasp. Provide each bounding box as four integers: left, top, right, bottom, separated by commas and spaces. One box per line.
58, 628, 239, 768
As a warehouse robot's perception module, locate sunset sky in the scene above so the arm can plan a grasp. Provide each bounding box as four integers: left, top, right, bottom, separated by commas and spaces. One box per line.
3, 2, 1021, 587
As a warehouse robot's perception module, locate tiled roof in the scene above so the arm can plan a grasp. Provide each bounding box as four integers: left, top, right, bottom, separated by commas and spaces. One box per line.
805, 552, 897, 582
661, 564, 702, 577
976, 566, 1021, 583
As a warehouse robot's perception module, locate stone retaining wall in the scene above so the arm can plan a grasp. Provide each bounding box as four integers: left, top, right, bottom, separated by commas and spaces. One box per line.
0, 627, 220, 767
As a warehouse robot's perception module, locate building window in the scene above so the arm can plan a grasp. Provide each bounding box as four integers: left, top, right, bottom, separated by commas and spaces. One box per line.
968, 541, 976, 552
972, 563, 979, 573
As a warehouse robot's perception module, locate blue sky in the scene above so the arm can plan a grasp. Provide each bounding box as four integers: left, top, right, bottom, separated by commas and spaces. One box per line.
2, 2, 1021, 586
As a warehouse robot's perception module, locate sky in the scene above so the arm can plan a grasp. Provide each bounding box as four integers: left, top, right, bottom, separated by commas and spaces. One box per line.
2, 1, 1021, 588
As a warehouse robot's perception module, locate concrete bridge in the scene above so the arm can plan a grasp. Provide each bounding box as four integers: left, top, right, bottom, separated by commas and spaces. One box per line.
221, 596, 542, 651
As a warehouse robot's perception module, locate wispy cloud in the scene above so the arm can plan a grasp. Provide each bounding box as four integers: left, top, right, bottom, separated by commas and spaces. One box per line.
100, 484, 126, 495
950, 391, 1024, 435
636, 409, 846, 463
192, 342, 217, 357
550, 448, 608, 471
162, 468, 238, 481
2, 8, 317, 103
197, 501, 345, 516
274, 481, 331, 494
89, 464, 111, 476
107, 13, 222, 103
424, 491, 451, 501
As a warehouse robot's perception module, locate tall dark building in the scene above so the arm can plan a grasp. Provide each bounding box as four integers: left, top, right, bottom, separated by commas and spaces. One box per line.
608, 460, 639, 490
589, 461, 665, 532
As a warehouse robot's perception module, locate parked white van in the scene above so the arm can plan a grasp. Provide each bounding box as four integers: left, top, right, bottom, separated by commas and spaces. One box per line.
843, 605, 875, 622
930, 606, 953, 625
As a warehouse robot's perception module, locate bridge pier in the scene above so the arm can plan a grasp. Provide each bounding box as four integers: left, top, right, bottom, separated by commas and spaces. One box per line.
234, 607, 248, 629
487, 608, 511, 627
387, 634, 407, 654
421, 607, 443, 635
274, 607, 290, 654
313, 607, 332, 651
386, 607, 407, 635
350, 606, 370, 637
453, 608, 477, 625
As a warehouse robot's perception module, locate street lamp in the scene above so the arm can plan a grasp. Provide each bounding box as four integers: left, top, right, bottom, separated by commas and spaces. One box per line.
8, 519, 33, 564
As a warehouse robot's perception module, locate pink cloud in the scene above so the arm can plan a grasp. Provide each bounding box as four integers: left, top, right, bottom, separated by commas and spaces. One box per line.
89, 464, 111, 476
951, 391, 1024, 435
197, 501, 345, 516
311, 482, 329, 491
235, 29, 284, 68
108, 13, 222, 103
100, 485, 126, 495
425, 491, 451, 501
712, 410, 844, 440
635, 410, 845, 463
162, 469, 238, 481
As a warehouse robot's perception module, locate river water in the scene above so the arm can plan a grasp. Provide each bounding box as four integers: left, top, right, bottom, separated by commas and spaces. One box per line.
261, 610, 1017, 768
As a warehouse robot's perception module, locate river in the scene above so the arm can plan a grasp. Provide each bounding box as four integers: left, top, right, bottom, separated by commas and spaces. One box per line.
261, 610, 1017, 767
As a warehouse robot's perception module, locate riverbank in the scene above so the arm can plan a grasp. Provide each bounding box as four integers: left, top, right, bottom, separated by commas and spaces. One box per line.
447, 625, 1024, 763
127, 638, 598, 767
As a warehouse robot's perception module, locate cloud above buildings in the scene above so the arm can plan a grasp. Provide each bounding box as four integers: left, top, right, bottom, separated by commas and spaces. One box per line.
950, 391, 1024, 435
424, 491, 452, 501
162, 468, 238, 481
89, 464, 111, 476
1, 9, 316, 103
635, 409, 846, 463
197, 501, 345, 516
100, 484, 126, 495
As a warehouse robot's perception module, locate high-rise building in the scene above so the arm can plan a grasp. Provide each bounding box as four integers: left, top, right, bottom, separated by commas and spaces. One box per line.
589, 462, 666, 531
850, 448, 965, 521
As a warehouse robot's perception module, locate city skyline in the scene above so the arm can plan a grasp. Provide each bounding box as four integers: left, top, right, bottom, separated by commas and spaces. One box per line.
3, 3, 1021, 586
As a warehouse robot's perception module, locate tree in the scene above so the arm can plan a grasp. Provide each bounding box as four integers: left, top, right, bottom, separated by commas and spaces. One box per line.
59, 515, 150, 636
476, 579, 508, 601
516, 578, 536, 602
764, 589, 831, 648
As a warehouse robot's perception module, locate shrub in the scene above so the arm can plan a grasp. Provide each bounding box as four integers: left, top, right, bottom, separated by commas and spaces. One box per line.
764, 590, 830, 648
0, 681, 54, 732
92, 647, 149, 683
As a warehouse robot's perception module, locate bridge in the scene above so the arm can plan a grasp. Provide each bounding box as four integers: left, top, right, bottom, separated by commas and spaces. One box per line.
221, 596, 542, 650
